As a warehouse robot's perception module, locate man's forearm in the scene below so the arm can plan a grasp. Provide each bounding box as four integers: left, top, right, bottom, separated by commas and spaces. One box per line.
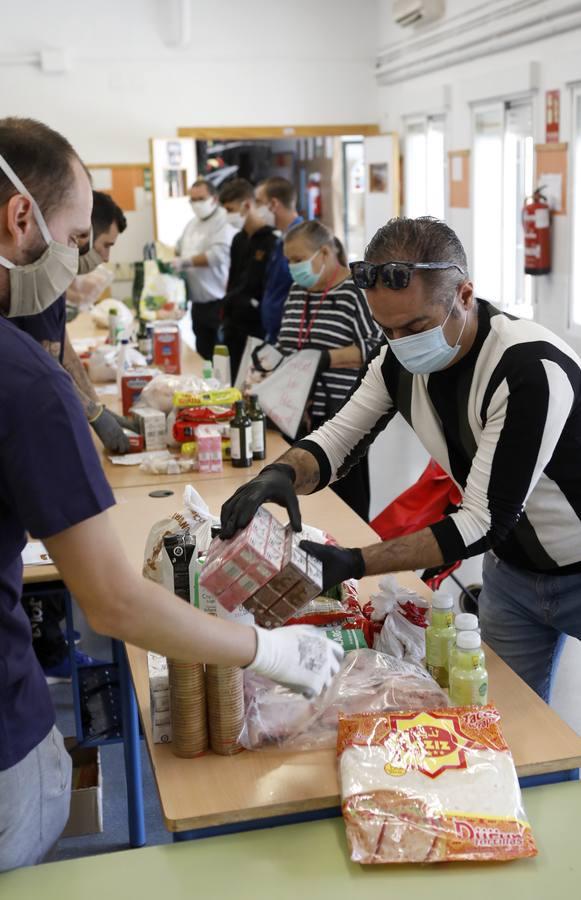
275, 447, 321, 495
329, 344, 362, 369
62, 331, 101, 419
192, 252, 209, 267
362, 527, 444, 575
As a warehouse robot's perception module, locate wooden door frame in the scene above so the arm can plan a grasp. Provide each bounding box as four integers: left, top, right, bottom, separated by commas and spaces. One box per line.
177, 124, 380, 140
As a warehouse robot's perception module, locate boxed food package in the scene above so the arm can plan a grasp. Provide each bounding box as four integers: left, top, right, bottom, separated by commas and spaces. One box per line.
148, 652, 172, 744
123, 429, 145, 452
131, 406, 167, 451
243, 533, 323, 627
337, 705, 537, 864
153, 322, 181, 375
121, 369, 156, 416
200, 507, 287, 609
195, 424, 223, 474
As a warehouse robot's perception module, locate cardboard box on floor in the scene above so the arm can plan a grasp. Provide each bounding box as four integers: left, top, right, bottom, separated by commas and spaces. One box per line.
61, 739, 103, 838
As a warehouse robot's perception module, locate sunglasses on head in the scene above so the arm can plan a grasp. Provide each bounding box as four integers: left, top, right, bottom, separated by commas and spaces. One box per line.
349, 260, 466, 290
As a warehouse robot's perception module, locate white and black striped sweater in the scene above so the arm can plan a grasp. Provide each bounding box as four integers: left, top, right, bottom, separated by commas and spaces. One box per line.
276, 277, 382, 419
298, 300, 581, 574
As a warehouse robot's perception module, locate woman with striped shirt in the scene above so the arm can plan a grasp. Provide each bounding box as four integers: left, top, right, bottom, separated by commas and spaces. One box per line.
275, 220, 382, 520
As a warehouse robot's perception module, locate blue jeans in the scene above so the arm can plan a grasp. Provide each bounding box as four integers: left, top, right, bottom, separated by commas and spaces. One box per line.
479, 551, 581, 702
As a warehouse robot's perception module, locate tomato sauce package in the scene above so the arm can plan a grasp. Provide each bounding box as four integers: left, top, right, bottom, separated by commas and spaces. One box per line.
337, 705, 537, 865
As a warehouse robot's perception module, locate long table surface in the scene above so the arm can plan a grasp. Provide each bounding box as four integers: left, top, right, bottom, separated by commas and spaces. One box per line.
104, 481, 581, 833
3, 780, 580, 900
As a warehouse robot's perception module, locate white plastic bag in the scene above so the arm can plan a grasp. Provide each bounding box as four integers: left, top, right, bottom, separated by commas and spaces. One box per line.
87, 345, 148, 383
142, 485, 219, 583
91, 298, 133, 334
66, 266, 114, 310
240, 649, 448, 751
139, 373, 208, 414
373, 580, 429, 662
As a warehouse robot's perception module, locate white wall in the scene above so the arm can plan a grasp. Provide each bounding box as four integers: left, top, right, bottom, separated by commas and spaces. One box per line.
0, 0, 379, 164
377, 0, 581, 355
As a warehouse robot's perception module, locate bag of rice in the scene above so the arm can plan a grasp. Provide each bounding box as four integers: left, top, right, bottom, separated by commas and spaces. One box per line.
337, 705, 537, 864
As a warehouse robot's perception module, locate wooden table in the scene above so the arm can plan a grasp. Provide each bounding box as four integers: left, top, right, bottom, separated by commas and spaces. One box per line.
3, 781, 580, 900
99, 480, 581, 835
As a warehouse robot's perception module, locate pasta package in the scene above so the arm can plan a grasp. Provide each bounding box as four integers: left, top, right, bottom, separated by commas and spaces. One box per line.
337, 705, 537, 865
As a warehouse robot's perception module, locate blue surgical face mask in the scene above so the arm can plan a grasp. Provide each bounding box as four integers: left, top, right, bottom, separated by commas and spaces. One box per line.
289, 249, 324, 290
387, 295, 467, 374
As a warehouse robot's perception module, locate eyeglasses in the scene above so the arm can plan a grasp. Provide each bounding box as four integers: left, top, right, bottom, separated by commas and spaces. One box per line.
349, 260, 466, 291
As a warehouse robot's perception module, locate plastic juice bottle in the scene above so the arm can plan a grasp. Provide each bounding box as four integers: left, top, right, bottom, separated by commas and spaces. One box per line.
449, 612, 482, 671
449, 631, 488, 706
108, 308, 119, 344
116, 339, 130, 393
248, 394, 266, 460
213, 345, 231, 387
425, 592, 456, 689
229, 400, 252, 468
202, 360, 213, 381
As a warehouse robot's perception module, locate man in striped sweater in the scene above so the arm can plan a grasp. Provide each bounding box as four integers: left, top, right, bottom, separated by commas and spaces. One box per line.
220, 216, 581, 702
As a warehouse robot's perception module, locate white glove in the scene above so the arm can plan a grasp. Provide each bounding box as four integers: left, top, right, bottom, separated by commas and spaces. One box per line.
247, 625, 344, 698
172, 256, 191, 271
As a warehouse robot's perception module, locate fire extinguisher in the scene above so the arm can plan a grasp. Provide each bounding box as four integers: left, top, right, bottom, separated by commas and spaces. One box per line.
522, 188, 551, 275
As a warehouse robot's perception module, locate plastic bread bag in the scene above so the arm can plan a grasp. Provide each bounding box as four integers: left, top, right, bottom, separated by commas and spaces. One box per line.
139, 373, 208, 414
240, 649, 448, 752
337, 705, 538, 865
142, 484, 219, 583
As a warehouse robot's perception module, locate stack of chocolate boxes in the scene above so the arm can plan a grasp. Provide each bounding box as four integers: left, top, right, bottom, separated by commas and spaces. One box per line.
200, 507, 323, 627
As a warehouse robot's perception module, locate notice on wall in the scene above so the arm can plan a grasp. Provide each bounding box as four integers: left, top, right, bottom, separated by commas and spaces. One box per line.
538, 172, 563, 212
90, 167, 113, 191
452, 156, 463, 182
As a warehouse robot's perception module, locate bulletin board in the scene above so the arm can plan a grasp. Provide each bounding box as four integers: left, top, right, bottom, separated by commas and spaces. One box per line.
535, 142, 568, 215
87, 164, 150, 212
448, 150, 470, 208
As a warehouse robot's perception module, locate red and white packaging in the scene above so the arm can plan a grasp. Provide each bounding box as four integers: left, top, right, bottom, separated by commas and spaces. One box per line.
195, 424, 223, 474
121, 369, 156, 416
123, 429, 145, 453
153, 322, 181, 375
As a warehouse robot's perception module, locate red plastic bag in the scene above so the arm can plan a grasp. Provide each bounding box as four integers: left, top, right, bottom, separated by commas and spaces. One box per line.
370, 459, 462, 541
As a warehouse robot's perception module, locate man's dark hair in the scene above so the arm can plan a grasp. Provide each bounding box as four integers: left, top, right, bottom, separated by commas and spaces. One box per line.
0, 117, 82, 221
92, 190, 127, 237
365, 216, 469, 304
264, 176, 296, 209
190, 178, 217, 198
219, 178, 254, 205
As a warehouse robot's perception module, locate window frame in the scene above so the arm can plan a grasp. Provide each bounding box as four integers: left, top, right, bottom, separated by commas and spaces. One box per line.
568, 82, 581, 336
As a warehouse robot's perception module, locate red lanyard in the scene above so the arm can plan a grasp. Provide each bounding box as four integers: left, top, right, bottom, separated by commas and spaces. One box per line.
297, 265, 340, 350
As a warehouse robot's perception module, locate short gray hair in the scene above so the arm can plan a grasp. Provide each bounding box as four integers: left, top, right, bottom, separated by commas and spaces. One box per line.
365, 216, 468, 305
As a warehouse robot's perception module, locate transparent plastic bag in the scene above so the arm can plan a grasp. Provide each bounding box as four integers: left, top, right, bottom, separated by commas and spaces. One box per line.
67, 266, 114, 310
142, 485, 219, 582
240, 649, 448, 751
139, 373, 208, 414
372, 577, 429, 662
337, 705, 538, 864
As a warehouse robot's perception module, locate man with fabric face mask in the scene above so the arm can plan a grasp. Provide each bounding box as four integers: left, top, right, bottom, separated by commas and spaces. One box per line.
220, 215, 581, 704
174, 178, 235, 361
0, 117, 344, 872
219, 178, 278, 381
11, 188, 134, 455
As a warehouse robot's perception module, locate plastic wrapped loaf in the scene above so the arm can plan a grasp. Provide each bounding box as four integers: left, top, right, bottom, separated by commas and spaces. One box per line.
240, 649, 449, 751
338, 705, 537, 864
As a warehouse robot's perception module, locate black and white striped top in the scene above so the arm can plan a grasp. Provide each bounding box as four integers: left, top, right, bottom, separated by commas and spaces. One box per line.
298, 300, 581, 574
276, 277, 382, 419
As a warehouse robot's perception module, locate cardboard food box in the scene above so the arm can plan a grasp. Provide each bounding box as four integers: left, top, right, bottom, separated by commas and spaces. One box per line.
153, 324, 181, 375
62, 738, 103, 838
121, 369, 155, 416
131, 407, 167, 451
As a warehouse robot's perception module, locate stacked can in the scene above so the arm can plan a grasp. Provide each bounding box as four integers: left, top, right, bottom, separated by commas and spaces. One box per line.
168, 659, 208, 758
205, 664, 244, 756
162, 532, 209, 759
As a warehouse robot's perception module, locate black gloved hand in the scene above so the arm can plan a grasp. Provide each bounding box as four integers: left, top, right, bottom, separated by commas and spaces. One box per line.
300, 540, 365, 592
220, 464, 301, 539
90, 407, 131, 454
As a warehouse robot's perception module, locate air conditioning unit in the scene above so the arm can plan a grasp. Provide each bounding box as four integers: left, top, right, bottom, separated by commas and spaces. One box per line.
393, 0, 445, 28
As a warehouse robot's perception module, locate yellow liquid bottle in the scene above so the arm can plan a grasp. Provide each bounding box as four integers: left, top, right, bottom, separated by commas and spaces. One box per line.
449, 631, 488, 706
425, 592, 456, 689
449, 612, 482, 671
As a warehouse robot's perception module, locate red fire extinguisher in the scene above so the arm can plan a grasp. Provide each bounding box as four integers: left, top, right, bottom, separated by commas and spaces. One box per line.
522, 188, 551, 275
